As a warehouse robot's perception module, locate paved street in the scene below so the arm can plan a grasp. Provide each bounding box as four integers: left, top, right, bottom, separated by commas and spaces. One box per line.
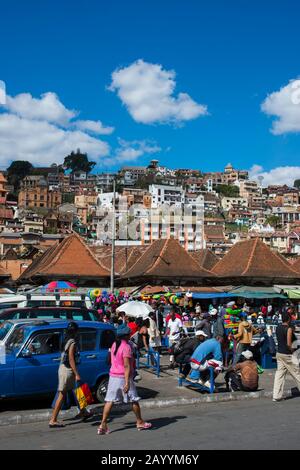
1, 397, 300, 450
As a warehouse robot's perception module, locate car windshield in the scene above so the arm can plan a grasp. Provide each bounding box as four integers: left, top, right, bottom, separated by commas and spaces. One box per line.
6, 325, 28, 352
0, 321, 13, 341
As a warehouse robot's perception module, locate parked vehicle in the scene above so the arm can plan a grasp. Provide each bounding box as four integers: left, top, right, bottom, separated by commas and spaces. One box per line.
0, 307, 99, 324
0, 293, 93, 312
0, 320, 115, 402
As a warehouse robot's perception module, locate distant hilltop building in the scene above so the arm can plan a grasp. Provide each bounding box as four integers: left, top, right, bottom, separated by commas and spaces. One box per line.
203, 163, 249, 186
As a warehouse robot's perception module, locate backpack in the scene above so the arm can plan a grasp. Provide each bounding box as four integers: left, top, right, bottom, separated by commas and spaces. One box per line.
173, 337, 190, 357
61, 339, 79, 367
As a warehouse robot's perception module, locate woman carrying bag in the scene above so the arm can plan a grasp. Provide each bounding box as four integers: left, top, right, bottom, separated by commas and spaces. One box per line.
97, 323, 152, 435
49, 321, 90, 428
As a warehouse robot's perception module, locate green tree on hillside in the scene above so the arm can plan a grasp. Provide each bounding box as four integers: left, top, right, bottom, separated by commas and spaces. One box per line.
6, 160, 33, 192
294, 179, 300, 189
215, 184, 240, 197
265, 215, 281, 228
64, 150, 96, 174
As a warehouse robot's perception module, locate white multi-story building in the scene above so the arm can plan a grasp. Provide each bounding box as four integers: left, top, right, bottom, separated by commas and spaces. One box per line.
120, 166, 147, 186
272, 205, 300, 225
221, 197, 248, 211
96, 173, 115, 192
149, 184, 185, 209
96, 187, 205, 251
235, 180, 260, 198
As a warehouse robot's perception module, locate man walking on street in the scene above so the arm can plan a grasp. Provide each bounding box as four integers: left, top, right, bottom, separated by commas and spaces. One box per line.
165, 309, 183, 369
273, 312, 300, 402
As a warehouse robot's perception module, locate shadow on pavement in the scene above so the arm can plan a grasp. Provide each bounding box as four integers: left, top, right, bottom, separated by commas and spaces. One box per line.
103, 415, 187, 434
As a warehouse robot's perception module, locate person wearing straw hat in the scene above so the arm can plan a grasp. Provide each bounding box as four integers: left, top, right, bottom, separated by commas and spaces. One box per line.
97, 324, 152, 435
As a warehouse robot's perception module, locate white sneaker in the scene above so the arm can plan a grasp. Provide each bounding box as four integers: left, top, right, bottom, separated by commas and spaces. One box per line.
272, 398, 282, 402
204, 380, 214, 391
134, 374, 142, 382
186, 377, 198, 383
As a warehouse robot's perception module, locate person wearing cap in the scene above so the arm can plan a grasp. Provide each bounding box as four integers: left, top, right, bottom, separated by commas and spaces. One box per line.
98, 323, 152, 435
175, 330, 208, 378
50, 321, 90, 428
225, 350, 259, 392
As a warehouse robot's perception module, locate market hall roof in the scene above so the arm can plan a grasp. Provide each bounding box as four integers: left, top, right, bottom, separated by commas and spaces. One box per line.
19, 233, 110, 284
293, 256, 300, 273
212, 238, 300, 285
90, 245, 149, 275
121, 238, 216, 285
190, 249, 219, 271
0, 264, 11, 282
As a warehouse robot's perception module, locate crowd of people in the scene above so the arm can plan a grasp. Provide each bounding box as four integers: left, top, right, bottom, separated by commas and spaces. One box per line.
48, 296, 300, 431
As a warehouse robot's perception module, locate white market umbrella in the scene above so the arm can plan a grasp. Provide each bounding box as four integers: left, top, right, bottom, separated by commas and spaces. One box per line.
116, 301, 153, 319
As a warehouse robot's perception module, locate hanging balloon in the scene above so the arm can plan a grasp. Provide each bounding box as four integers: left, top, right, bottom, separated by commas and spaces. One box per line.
92, 288, 101, 298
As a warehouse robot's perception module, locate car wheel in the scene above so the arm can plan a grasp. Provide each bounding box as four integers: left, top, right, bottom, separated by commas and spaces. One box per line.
96, 377, 109, 403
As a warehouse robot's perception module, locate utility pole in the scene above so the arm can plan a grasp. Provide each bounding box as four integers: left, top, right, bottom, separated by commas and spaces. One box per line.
110, 178, 116, 293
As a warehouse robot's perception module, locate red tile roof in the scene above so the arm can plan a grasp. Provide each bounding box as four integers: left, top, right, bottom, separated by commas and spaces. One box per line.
90, 245, 148, 275
204, 226, 225, 241
190, 249, 219, 271
122, 238, 216, 283
293, 257, 300, 273
0, 208, 14, 219
0, 264, 10, 279
20, 233, 110, 281
212, 238, 300, 283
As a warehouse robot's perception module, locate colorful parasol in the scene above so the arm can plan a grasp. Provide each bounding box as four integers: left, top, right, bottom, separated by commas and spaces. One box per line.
41, 281, 77, 292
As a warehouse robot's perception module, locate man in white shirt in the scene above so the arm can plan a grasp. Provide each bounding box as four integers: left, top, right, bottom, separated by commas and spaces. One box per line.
165, 310, 183, 369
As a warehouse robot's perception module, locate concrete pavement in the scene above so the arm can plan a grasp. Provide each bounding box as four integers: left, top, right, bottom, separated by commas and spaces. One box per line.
0, 358, 299, 427
1, 398, 300, 450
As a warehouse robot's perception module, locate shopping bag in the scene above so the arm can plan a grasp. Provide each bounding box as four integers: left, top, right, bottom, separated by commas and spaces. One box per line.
74, 382, 94, 410
51, 390, 73, 410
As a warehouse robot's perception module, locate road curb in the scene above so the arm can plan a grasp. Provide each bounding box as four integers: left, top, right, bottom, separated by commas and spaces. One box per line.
0, 389, 290, 427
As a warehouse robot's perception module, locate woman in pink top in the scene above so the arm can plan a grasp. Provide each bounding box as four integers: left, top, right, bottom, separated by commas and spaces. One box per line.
97, 324, 152, 435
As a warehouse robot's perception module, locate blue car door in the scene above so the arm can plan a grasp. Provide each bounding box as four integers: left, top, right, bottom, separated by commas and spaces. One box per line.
14, 330, 62, 396
0, 351, 16, 397
77, 328, 100, 387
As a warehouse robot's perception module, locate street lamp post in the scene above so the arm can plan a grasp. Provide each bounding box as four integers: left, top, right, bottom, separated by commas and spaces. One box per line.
110, 178, 116, 293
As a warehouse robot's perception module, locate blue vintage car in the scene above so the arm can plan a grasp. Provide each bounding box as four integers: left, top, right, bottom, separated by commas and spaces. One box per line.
0, 319, 116, 402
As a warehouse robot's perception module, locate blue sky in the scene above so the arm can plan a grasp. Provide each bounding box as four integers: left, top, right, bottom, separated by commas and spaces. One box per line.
1, 0, 300, 185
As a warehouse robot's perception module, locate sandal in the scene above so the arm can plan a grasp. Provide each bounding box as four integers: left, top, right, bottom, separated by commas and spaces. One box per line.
137, 422, 152, 431
49, 422, 65, 428
97, 426, 110, 435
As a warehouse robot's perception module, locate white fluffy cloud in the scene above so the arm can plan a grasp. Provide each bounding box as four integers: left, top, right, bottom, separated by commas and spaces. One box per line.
109, 59, 208, 125
261, 79, 300, 134
5, 92, 77, 126
102, 139, 161, 166
0, 112, 110, 167
249, 164, 300, 186
75, 120, 114, 135
0, 89, 161, 168
0, 81, 6, 105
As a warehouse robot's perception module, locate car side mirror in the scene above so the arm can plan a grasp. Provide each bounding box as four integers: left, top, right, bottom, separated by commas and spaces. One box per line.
19, 348, 32, 358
